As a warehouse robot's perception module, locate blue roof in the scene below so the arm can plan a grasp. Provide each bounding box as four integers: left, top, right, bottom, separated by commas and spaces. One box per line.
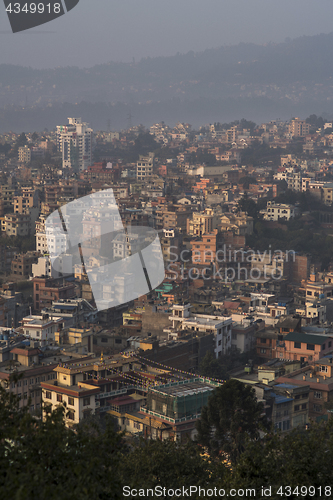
270, 393, 293, 404
275, 383, 297, 389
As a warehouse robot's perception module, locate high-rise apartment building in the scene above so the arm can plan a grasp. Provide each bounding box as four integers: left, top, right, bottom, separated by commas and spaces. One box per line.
57, 118, 93, 172
136, 153, 154, 180
289, 118, 310, 137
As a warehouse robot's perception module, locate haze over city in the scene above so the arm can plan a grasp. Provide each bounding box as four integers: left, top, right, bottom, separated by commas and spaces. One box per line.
1, 0, 333, 68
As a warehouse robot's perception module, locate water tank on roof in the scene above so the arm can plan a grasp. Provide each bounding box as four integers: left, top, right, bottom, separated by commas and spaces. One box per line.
319, 294, 325, 299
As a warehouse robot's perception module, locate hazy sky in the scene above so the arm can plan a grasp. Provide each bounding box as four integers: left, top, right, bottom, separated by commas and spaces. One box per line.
1, 0, 333, 68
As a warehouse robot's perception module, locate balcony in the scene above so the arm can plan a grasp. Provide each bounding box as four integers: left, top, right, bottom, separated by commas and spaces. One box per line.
276, 341, 286, 348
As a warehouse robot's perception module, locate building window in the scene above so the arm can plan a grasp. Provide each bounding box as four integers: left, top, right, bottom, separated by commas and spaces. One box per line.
283, 420, 290, 431
68, 397, 74, 406
68, 411, 75, 420
314, 392, 322, 399
45, 391, 51, 399
294, 342, 301, 349
306, 344, 315, 351
83, 397, 90, 406
57, 394, 63, 403
294, 405, 300, 411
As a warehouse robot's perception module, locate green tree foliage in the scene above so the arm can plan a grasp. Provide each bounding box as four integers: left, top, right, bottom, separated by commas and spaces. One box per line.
240, 142, 283, 167
237, 195, 259, 218
16, 132, 28, 147
119, 438, 228, 498
306, 114, 325, 130
213, 119, 256, 133
0, 143, 10, 155
0, 235, 35, 253
0, 376, 123, 500
231, 421, 333, 498
133, 132, 158, 156
238, 176, 257, 189
199, 350, 258, 381
195, 148, 216, 166
199, 351, 228, 381
196, 379, 267, 463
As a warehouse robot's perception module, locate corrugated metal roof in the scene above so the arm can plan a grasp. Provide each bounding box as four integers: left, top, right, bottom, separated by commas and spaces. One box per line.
284, 331, 333, 345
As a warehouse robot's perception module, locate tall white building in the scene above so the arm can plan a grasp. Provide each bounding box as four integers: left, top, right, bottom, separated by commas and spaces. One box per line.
136, 153, 154, 180
57, 118, 93, 172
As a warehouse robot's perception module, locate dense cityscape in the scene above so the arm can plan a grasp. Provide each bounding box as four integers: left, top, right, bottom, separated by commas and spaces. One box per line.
1, 113, 333, 497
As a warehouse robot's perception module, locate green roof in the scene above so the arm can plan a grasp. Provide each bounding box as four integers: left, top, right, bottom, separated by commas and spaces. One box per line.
285, 331, 333, 345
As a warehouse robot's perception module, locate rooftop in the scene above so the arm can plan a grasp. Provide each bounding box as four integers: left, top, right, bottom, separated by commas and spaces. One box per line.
284, 331, 333, 345
151, 378, 219, 397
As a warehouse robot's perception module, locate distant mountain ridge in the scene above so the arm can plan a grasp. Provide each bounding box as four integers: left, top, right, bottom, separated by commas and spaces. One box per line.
1, 32, 333, 131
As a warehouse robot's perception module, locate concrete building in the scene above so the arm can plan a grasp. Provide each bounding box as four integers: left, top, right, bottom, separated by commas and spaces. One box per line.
57, 118, 93, 172
187, 209, 219, 237
11, 251, 40, 278
41, 370, 100, 426
289, 118, 310, 137
165, 303, 232, 357
32, 276, 77, 311
21, 313, 65, 347
42, 298, 97, 328
274, 166, 302, 192
271, 383, 309, 431
275, 332, 333, 363
136, 153, 154, 180
1, 213, 30, 237
260, 201, 298, 221
18, 145, 31, 163
138, 378, 221, 441
275, 358, 333, 422
220, 212, 254, 236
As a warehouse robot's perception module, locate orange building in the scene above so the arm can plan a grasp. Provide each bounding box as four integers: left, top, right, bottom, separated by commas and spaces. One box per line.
191, 230, 222, 265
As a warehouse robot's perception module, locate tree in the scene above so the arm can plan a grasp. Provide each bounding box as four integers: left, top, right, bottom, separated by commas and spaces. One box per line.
16, 132, 27, 146
119, 438, 228, 498
237, 195, 258, 219
231, 420, 333, 498
199, 351, 228, 381
0, 375, 123, 500
196, 379, 267, 463
238, 176, 257, 189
